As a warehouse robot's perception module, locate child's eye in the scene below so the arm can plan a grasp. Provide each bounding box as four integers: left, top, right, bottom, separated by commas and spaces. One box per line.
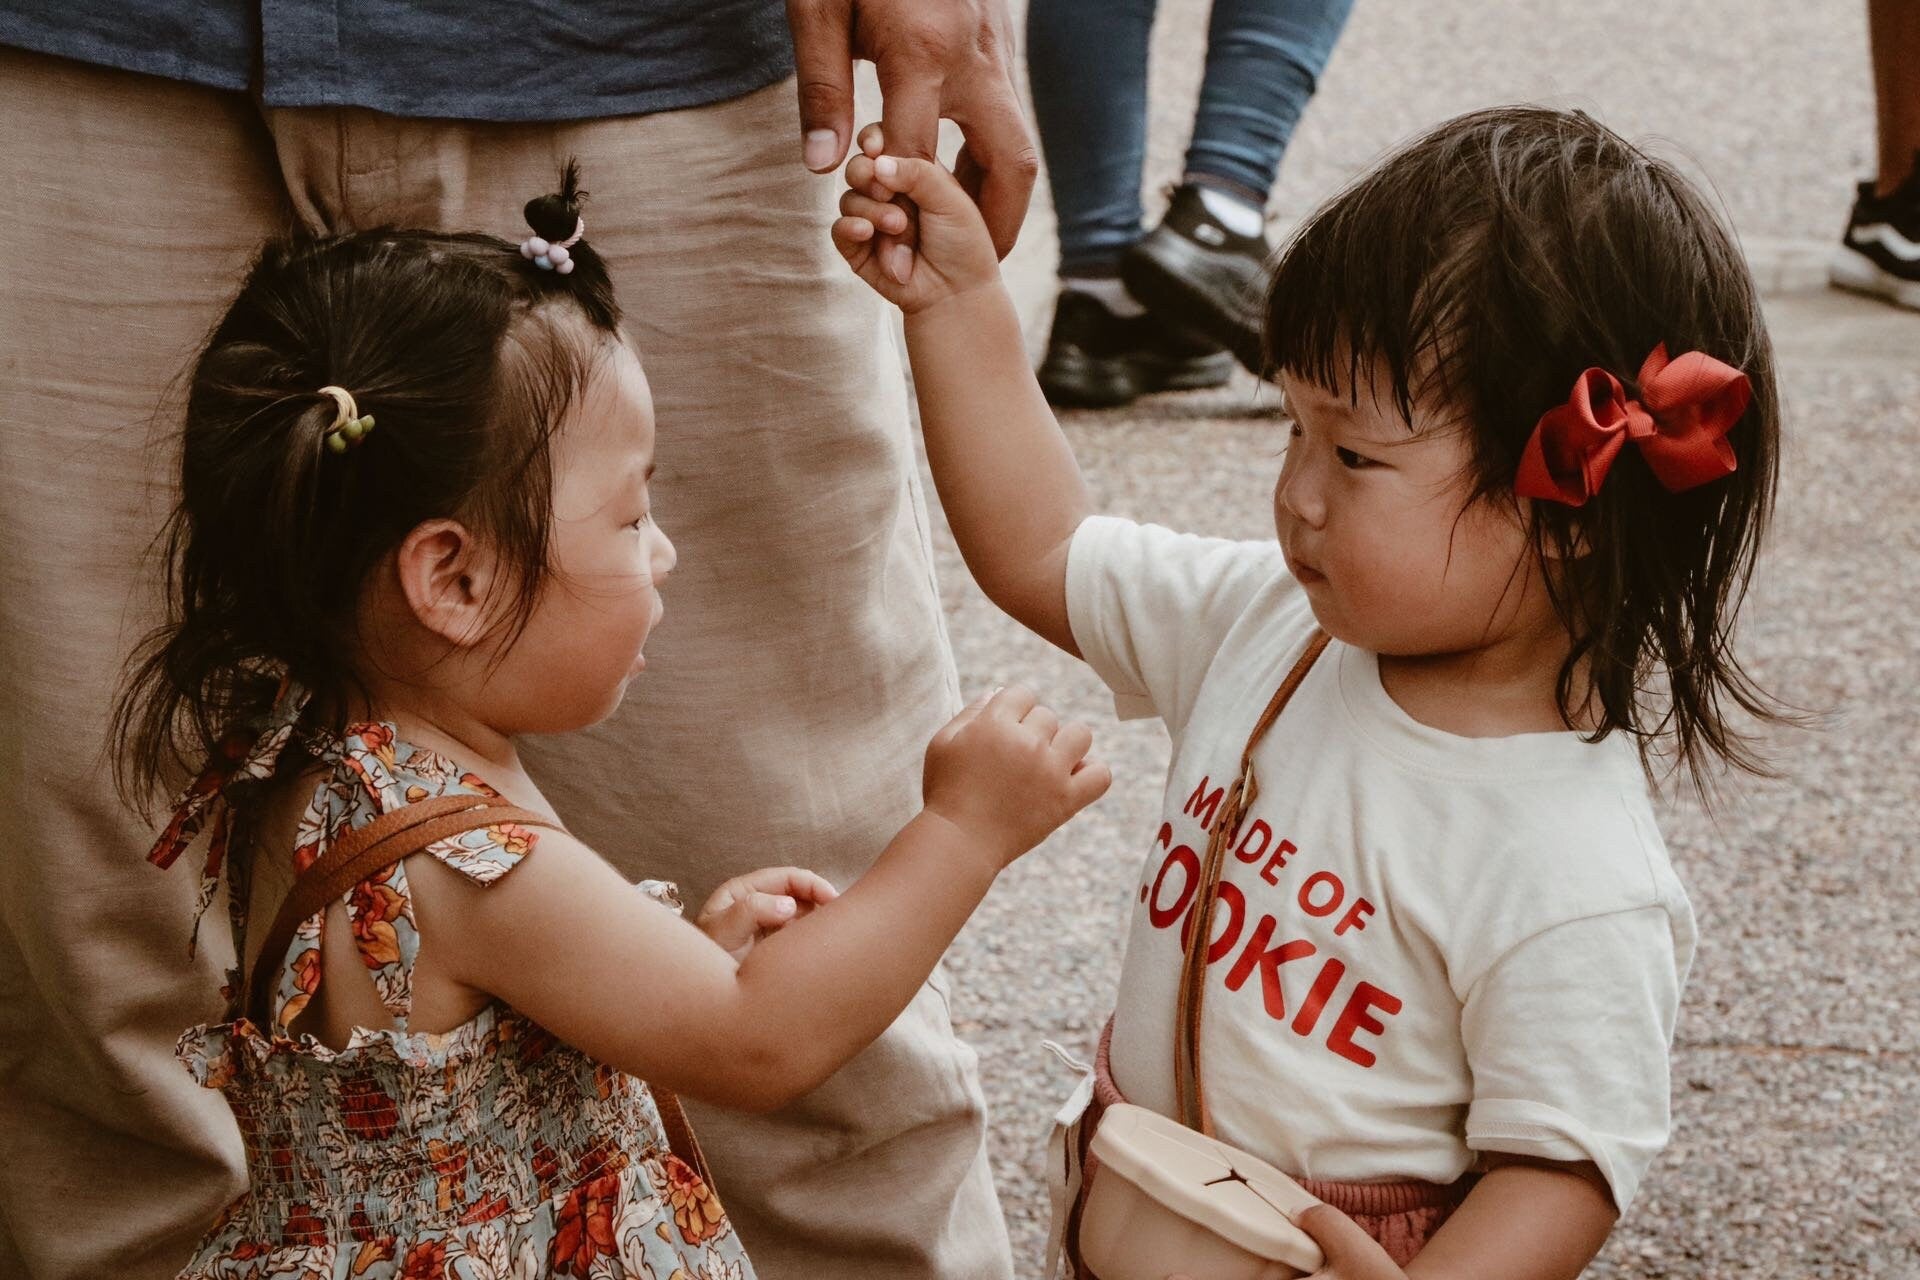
1335, 447, 1378, 470
628, 513, 652, 531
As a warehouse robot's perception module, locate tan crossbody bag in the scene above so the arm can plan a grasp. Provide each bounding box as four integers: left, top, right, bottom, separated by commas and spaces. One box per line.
1047, 630, 1331, 1279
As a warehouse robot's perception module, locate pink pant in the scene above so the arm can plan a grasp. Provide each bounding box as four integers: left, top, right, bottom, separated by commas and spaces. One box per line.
1073, 1021, 1473, 1273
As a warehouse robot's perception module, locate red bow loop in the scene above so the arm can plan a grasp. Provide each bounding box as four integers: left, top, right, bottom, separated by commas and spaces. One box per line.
1515, 344, 1749, 507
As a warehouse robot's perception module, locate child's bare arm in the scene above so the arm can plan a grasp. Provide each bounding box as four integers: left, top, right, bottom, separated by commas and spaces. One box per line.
421, 687, 1109, 1111
1209, 1156, 1612, 1280
833, 128, 1089, 654
1403, 1156, 1615, 1280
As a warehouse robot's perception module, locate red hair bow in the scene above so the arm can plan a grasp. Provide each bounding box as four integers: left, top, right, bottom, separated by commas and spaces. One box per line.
1514, 344, 1750, 507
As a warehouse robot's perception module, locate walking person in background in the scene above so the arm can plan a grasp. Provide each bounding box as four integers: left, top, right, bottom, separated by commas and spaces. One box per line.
1830, 0, 1920, 310
1026, 0, 1355, 407
0, 3, 1035, 1278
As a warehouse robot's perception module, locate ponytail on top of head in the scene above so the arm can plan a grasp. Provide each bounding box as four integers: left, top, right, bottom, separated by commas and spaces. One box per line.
115, 163, 626, 810
519, 158, 619, 330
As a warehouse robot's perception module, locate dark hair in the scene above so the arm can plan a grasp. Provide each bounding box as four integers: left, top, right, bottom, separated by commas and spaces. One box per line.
115, 162, 623, 807
1264, 106, 1785, 787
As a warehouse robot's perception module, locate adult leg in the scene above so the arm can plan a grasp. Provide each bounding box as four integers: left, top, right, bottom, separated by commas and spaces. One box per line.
264, 80, 1011, 1280
1026, 0, 1159, 278
1121, 0, 1356, 370
1869, 0, 1920, 196
1831, 0, 1920, 308
1182, 0, 1357, 206
0, 47, 286, 1280
1026, 0, 1234, 408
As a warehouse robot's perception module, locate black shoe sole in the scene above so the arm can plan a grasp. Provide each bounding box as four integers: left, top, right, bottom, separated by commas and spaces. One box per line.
1123, 233, 1269, 376
1039, 346, 1236, 409
1830, 242, 1920, 310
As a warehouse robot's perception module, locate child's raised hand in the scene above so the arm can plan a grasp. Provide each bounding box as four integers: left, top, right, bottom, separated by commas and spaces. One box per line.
832, 123, 1001, 315
921, 685, 1111, 870
695, 866, 840, 962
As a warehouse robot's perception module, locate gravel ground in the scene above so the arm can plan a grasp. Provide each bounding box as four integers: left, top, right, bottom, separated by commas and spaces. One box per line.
925, 3, 1920, 1275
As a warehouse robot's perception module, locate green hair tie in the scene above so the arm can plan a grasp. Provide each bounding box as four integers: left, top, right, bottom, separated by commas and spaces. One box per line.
318, 386, 374, 454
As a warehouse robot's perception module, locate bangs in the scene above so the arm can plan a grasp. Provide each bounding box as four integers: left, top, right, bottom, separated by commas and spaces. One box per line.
1261, 105, 1712, 455
1264, 161, 1487, 429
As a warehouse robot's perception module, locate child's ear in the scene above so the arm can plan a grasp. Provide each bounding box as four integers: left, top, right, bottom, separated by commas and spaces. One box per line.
394, 519, 500, 648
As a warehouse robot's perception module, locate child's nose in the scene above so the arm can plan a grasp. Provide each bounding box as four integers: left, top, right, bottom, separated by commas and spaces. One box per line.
654, 527, 678, 578
1276, 464, 1326, 529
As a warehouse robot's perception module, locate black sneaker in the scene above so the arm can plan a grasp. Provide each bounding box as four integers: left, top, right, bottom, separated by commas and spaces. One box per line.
1122, 184, 1273, 375
1830, 159, 1920, 311
1037, 288, 1236, 409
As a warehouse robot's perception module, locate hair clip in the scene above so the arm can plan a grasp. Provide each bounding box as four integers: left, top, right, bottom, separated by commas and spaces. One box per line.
318, 385, 376, 455
1514, 344, 1748, 507
520, 217, 585, 275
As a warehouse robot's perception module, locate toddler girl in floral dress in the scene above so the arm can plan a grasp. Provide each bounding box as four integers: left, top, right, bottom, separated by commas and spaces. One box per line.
121, 167, 1109, 1279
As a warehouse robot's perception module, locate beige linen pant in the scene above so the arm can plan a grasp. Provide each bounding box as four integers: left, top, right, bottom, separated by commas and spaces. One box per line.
0, 47, 1010, 1280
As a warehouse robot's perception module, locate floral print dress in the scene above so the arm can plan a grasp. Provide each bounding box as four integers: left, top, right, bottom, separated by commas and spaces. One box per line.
154, 717, 755, 1280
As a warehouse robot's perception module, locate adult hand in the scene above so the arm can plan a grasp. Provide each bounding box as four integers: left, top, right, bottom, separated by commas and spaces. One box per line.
786, 0, 1038, 258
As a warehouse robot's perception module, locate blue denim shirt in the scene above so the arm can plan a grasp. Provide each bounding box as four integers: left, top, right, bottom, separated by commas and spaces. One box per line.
0, 1, 794, 121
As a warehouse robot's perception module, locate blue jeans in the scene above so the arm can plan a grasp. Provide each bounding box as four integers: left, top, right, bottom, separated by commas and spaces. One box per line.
1028, 0, 1356, 276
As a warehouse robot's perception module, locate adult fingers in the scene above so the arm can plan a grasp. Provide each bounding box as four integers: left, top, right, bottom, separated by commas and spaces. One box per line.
876, 66, 943, 162
952, 92, 1038, 258
788, 0, 856, 172
872, 69, 944, 284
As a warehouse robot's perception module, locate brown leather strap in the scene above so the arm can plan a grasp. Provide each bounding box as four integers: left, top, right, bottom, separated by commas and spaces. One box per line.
651, 1087, 715, 1189
1174, 629, 1329, 1135
245, 792, 718, 1184
247, 794, 558, 1027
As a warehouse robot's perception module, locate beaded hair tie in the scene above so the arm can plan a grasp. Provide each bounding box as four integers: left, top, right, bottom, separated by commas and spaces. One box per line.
318, 385, 375, 454
521, 217, 585, 274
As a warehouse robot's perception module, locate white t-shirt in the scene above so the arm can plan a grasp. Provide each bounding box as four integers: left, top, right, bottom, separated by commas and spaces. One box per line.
1067, 515, 1694, 1211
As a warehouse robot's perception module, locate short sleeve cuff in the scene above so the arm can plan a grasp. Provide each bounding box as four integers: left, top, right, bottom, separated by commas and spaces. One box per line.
1065, 515, 1158, 721
1467, 1097, 1650, 1212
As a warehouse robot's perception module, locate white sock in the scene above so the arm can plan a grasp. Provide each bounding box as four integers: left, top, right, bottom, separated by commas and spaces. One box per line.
1195, 184, 1266, 239
1061, 276, 1145, 316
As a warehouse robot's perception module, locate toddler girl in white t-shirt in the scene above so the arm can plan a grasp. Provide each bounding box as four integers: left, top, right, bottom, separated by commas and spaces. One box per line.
831, 105, 1787, 1279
